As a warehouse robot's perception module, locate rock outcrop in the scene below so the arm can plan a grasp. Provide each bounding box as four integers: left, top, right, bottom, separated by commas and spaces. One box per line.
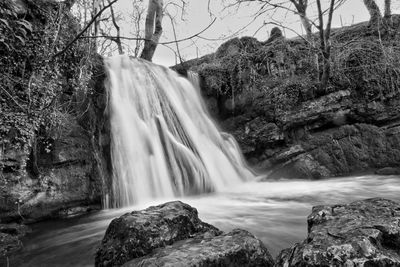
276, 198, 400, 266
95, 201, 274, 267
175, 18, 400, 179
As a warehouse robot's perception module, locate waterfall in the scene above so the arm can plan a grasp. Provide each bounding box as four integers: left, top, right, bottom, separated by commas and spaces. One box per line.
106, 55, 253, 208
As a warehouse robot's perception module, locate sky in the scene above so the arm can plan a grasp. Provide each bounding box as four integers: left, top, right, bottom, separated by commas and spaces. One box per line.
111, 0, 399, 66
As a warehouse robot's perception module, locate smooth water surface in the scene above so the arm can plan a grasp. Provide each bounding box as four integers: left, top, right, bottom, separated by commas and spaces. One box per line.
9, 175, 400, 266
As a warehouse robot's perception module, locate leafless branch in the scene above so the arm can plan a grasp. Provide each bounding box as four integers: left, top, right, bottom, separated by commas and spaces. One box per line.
52, 0, 119, 58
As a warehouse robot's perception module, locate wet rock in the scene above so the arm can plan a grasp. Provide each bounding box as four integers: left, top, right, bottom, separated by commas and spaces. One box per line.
231, 118, 284, 156
263, 123, 400, 179
279, 90, 352, 131
95, 201, 222, 267
276, 198, 400, 266
0, 223, 30, 236
124, 229, 274, 267
268, 153, 331, 179
375, 167, 400, 175
57, 205, 100, 219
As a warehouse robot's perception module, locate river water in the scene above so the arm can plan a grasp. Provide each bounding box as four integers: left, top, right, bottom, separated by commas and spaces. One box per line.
8, 174, 400, 266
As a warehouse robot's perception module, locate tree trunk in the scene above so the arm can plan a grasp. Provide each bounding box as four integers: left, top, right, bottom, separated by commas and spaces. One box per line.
140, 0, 163, 61
384, 0, 391, 18
290, 0, 312, 40
109, 0, 123, 54
316, 0, 334, 91
300, 15, 312, 40
92, 0, 100, 52
363, 0, 382, 26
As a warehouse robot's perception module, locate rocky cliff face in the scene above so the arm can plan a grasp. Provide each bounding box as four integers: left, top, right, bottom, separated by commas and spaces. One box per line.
175, 19, 400, 179
0, 1, 110, 225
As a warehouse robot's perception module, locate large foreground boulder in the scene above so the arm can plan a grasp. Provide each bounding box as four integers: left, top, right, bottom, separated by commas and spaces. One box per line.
95, 201, 274, 267
276, 198, 400, 266
95, 201, 220, 266
124, 229, 273, 267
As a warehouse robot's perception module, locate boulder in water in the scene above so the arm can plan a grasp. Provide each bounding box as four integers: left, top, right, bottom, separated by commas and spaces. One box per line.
276, 198, 400, 266
123, 229, 274, 267
95, 201, 221, 266
95, 201, 274, 267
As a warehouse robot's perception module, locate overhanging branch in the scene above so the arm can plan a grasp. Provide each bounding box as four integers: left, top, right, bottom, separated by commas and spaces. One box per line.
78, 17, 217, 45
52, 0, 119, 58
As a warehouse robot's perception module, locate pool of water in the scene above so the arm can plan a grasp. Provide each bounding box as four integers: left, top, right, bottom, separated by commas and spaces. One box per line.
8, 175, 400, 266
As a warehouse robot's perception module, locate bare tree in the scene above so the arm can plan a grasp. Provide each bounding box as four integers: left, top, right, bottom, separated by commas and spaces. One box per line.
107, 0, 123, 54
316, 0, 335, 90
57, 0, 215, 61
226, 0, 314, 40
140, 0, 164, 61
130, 2, 146, 57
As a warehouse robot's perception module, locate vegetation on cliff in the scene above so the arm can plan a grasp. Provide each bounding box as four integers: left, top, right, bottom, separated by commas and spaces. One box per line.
176, 15, 400, 178
0, 0, 95, 172
0, 0, 104, 224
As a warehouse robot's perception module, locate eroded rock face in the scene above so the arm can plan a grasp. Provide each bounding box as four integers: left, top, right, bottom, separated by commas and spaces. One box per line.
124, 229, 274, 267
95, 201, 222, 267
276, 198, 400, 266
265, 123, 400, 179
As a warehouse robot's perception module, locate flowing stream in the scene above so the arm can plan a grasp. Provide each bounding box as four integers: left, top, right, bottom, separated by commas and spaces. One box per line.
9, 175, 400, 266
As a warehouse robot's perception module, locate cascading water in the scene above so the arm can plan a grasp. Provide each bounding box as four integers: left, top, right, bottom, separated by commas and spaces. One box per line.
106, 55, 253, 208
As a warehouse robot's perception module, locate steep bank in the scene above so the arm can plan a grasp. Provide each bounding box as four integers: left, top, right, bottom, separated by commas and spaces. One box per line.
174, 17, 400, 179
0, 0, 110, 226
